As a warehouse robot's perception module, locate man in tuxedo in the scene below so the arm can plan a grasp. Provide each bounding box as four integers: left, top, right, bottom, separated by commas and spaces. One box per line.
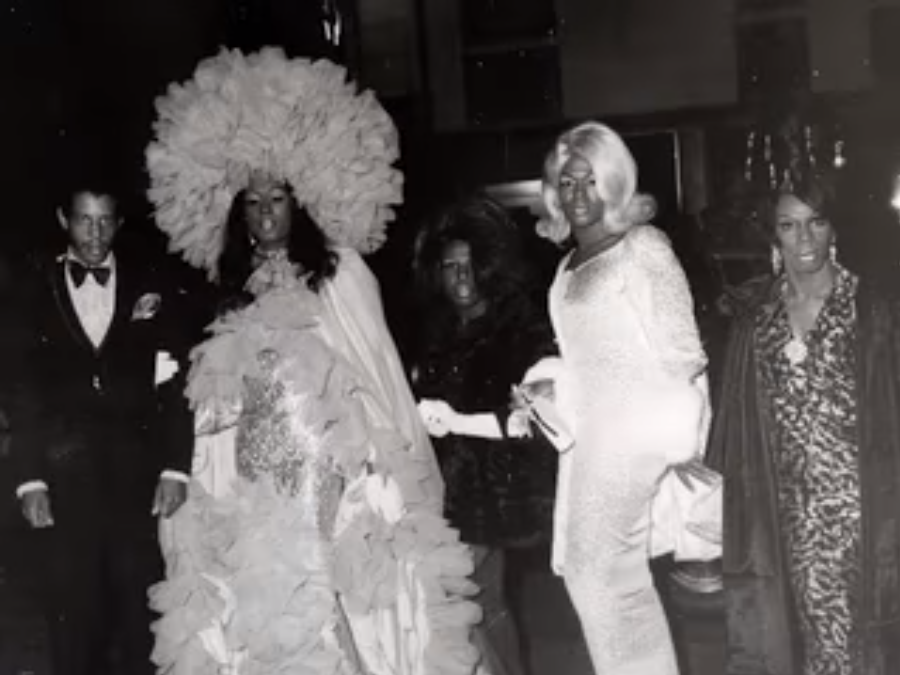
9, 170, 194, 675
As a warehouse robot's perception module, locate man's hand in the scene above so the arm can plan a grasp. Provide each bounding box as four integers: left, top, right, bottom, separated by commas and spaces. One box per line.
152, 477, 187, 518
21, 490, 54, 528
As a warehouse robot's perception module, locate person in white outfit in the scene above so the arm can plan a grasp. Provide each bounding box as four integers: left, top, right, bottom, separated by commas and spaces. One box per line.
518, 121, 720, 675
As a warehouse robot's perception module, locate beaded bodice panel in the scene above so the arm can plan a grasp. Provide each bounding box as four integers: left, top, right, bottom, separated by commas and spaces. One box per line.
236, 347, 344, 537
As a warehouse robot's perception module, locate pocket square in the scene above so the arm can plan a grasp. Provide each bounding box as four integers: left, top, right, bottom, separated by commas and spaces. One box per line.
132, 293, 162, 321
155, 351, 180, 386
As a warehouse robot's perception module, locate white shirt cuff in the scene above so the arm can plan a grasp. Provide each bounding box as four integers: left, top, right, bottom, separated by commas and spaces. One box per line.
16, 481, 48, 499
160, 470, 190, 484
17, 473, 189, 499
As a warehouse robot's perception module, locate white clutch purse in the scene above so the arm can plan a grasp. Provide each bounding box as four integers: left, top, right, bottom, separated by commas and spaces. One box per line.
510, 385, 574, 452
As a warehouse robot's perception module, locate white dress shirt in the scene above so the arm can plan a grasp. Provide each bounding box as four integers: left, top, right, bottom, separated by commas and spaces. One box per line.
66, 251, 116, 347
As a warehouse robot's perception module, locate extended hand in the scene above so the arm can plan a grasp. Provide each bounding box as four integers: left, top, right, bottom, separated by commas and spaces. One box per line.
506, 409, 533, 439
21, 490, 54, 528
673, 457, 719, 492
152, 477, 187, 518
417, 399, 457, 438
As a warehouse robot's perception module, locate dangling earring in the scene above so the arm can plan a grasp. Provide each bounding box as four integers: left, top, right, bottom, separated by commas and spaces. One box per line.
771, 246, 783, 275
829, 241, 838, 265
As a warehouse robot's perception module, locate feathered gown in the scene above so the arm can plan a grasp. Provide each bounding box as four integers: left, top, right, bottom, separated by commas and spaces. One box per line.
149, 252, 482, 675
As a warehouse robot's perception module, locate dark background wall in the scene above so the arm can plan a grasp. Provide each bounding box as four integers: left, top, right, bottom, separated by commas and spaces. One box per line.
1, 0, 360, 256
6, 0, 900, 334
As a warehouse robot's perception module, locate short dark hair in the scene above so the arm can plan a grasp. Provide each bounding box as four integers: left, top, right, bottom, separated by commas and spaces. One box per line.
58, 183, 123, 219
54, 137, 127, 217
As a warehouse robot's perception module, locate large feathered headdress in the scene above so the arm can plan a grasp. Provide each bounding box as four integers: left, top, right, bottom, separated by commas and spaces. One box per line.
146, 47, 403, 278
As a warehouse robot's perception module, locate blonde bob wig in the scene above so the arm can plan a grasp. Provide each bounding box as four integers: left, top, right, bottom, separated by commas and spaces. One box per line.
538, 121, 656, 245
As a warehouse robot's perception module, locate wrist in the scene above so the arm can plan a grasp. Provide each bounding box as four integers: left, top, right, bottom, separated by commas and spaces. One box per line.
16, 480, 48, 499
450, 412, 502, 440
160, 470, 190, 484
447, 409, 464, 435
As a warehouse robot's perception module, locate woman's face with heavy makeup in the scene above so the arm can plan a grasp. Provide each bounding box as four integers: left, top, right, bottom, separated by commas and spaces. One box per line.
558, 155, 605, 231
774, 193, 835, 277
244, 174, 292, 252
440, 240, 485, 315
558, 154, 629, 249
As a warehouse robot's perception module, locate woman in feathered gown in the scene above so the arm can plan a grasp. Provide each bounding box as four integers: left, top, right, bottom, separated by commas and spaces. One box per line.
524, 122, 718, 675
143, 49, 484, 675
147, 180, 482, 675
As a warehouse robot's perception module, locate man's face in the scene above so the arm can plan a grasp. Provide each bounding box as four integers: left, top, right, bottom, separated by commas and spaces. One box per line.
57, 192, 121, 266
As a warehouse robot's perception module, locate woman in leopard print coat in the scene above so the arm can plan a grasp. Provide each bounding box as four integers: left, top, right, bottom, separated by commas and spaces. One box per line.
707, 171, 900, 675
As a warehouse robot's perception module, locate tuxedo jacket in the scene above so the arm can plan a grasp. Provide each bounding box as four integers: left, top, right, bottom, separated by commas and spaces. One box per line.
9, 252, 194, 513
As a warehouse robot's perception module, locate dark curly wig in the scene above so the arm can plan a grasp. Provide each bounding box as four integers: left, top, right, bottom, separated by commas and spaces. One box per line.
413, 195, 536, 338
216, 187, 338, 309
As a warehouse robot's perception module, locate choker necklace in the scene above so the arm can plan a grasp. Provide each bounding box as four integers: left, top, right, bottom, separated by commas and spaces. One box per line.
252, 246, 288, 266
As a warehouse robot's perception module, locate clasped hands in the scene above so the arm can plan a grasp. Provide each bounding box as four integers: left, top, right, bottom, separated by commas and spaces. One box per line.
21, 477, 188, 529
417, 378, 555, 440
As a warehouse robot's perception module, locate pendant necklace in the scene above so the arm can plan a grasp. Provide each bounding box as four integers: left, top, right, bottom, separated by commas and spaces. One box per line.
781, 264, 840, 367
783, 331, 809, 366
782, 279, 811, 366
782, 279, 828, 366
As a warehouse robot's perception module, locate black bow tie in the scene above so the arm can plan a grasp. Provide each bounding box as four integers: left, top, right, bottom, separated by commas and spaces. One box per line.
68, 260, 112, 288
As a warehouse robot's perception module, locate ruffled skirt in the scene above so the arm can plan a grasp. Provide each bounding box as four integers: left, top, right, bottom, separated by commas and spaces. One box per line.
151, 475, 484, 675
